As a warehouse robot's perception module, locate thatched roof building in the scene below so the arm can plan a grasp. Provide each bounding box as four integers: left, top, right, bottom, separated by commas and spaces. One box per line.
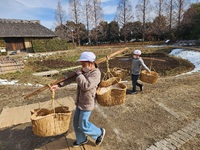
0, 18, 56, 52
0, 19, 55, 38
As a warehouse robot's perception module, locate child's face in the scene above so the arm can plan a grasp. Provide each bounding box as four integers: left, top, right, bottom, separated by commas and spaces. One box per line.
81, 61, 93, 69
133, 54, 140, 58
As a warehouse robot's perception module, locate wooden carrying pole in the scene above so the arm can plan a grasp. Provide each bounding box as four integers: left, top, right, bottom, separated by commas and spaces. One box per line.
24, 47, 129, 99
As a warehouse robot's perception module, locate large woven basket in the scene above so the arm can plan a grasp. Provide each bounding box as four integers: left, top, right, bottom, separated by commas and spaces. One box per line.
96, 82, 127, 106
110, 67, 129, 79
30, 106, 72, 137
99, 76, 121, 87
140, 70, 158, 84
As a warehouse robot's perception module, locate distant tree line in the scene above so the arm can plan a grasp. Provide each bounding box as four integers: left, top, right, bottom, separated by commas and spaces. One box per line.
54, 0, 200, 46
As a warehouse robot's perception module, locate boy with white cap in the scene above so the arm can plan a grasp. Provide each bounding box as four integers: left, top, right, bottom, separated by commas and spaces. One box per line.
51, 52, 105, 147
131, 50, 150, 94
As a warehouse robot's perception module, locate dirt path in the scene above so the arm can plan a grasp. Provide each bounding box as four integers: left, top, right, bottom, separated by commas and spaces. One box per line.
0, 71, 200, 149
92, 72, 200, 150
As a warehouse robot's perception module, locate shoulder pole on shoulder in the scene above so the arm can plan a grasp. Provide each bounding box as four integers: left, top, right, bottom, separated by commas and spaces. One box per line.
24, 47, 129, 100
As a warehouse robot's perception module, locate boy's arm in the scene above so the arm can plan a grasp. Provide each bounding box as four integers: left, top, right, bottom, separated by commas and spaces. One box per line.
140, 58, 151, 72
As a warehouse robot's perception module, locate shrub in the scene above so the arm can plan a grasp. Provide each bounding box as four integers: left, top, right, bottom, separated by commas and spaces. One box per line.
32, 39, 76, 53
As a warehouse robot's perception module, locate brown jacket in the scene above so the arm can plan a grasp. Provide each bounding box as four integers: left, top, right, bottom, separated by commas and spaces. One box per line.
75, 68, 101, 110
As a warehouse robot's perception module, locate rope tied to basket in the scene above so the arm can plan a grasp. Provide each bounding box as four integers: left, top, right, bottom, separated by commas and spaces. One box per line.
47, 84, 68, 114
103, 56, 114, 80
49, 84, 55, 114
31, 84, 66, 116
149, 57, 156, 72
99, 56, 121, 87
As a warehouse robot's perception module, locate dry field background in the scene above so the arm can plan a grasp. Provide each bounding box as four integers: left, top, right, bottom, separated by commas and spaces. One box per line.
0, 45, 199, 149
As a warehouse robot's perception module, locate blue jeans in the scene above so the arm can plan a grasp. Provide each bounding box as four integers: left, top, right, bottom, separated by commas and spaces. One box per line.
73, 107, 102, 144
132, 74, 142, 92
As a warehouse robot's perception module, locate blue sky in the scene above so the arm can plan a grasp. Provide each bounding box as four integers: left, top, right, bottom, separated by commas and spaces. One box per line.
0, 0, 136, 30
0, 0, 197, 30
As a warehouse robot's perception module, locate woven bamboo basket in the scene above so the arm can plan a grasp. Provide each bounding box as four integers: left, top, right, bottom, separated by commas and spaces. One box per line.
99, 76, 121, 87
30, 106, 72, 137
96, 82, 127, 106
110, 67, 129, 79
140, 70, 158, 84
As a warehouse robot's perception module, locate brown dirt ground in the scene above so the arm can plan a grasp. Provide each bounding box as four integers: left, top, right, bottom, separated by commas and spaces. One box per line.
0, 50, 200, 150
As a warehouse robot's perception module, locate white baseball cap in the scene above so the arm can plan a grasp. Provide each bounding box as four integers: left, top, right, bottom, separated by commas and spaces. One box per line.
77, 52, 96, 62
133, 49, 141, 55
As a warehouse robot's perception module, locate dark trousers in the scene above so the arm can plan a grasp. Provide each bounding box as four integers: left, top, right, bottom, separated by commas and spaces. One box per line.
131, 74, 142, 92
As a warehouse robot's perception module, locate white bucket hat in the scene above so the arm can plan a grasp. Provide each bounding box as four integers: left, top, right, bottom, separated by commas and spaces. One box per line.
77, 52, 96, 62
133, 49, 141, 55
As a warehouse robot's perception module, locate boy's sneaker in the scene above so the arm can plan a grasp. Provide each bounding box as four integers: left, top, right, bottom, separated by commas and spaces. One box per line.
73, 138, 88, 147
95, 128, 106, 145
131, 91, 137, 94
140, 85, 143, 91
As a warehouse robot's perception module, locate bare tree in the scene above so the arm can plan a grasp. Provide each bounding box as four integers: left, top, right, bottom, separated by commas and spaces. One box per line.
174, 0, 190, 27
115, 0, 134, 43
68, 0, 82, 46
166, 0, 190, 30
164, 0, 177, 31
152, 0, 168, 40
91, 0, 103, 45
54, 1, 67, 39
83, 0, 93, 44
136, 0, 152, 41
168, 0, 173, 30
154, 0, 167, 17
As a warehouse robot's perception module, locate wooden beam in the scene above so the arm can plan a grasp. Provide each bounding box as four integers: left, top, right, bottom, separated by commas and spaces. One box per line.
142, 57, 166, 62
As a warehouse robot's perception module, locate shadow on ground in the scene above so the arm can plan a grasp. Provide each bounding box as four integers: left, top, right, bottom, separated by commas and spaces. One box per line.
0, 122, 65, 150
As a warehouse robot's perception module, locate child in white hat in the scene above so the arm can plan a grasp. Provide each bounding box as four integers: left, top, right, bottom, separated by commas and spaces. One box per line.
131, 50, 150, 94
51, 52, 106, 147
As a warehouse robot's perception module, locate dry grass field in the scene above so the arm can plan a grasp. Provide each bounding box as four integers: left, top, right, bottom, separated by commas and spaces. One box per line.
0, 44, 199, 150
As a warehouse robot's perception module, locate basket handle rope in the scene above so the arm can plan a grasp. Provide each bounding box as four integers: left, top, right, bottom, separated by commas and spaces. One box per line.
32, 85, 56, 115
149, 57, 156, 72
102, 56, 114, 80
51, 89, 55, 114
32, 85, 66, 115
51, 91, 67, 112
48, 84, 67, 113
